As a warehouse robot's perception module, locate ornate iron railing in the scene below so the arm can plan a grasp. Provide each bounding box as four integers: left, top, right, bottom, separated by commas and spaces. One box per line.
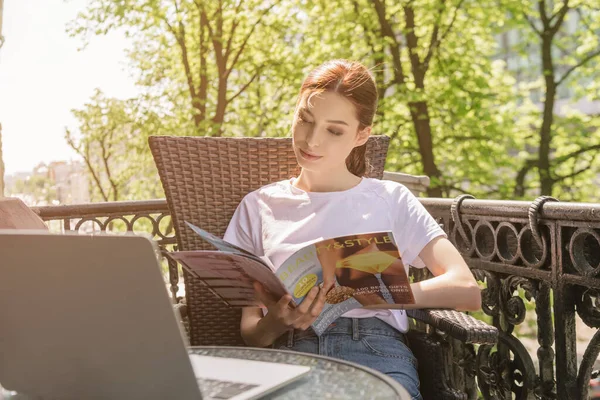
32, 197, 600, 399
31, 200, 182, 302
421, 195, 600, 400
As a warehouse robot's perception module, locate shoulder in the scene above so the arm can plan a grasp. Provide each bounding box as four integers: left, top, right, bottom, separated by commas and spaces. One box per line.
361, 178, 414, 203
238, 179, 293, 205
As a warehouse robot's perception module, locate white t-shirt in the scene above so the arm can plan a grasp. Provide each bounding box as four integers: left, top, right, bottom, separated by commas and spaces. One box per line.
223, 177, 446, 332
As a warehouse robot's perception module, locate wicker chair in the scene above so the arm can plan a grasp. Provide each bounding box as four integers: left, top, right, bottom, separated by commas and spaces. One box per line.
149, 135, 497, 400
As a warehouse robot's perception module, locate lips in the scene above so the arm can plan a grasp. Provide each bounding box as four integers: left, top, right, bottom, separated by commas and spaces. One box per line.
299, 148, 323, 161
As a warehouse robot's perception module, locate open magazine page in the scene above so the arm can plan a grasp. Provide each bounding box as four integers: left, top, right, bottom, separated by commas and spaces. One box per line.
277, 232, 415, 335
185, 222, 263, 260
185, 221, 276, 270
169, 251, 288, 307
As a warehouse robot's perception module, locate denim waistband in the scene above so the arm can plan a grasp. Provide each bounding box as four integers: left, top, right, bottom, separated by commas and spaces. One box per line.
274, 317, 407, 348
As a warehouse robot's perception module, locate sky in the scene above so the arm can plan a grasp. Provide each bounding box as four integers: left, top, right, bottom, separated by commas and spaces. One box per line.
0, 0, 139, 175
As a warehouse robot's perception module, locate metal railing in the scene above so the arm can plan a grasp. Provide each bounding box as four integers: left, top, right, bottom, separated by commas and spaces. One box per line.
32, 196, 600, 399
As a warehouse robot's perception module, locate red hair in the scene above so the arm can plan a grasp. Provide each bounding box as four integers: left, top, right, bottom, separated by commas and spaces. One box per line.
296, 60, 378, 176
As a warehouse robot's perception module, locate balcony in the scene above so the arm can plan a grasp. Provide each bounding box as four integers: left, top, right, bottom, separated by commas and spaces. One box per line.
31, 197, 600, 399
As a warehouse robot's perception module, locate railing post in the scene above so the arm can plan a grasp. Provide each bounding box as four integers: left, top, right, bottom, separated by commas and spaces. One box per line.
555, 221, 579, 399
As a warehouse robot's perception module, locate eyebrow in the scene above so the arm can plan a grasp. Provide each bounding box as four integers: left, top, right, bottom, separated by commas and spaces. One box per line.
299, 108, 349, 126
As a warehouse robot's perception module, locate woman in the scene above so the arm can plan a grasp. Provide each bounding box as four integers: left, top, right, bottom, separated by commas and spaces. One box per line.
223, 59, 481, 399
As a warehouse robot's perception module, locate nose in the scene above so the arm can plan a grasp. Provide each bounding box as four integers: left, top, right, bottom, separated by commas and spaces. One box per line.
305, 126, 322, 148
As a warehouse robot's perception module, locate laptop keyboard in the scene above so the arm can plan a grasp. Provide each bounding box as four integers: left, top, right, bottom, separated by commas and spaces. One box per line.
198, 378, 260, 399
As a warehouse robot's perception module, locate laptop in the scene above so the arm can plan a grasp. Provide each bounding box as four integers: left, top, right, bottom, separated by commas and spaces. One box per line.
0, 231, 310, 400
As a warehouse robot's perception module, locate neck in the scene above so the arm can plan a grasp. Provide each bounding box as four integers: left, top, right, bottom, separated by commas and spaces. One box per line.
294, 167, 362, 192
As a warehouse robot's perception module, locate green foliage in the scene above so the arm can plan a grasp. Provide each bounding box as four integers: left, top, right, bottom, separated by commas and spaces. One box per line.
502, 1, 600, 198
68, 0, 305, 138
64, 0, 600, 202
65, 89, 164, 201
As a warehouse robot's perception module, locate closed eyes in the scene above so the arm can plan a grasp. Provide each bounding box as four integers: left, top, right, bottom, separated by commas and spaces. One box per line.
298, 114, 343, 136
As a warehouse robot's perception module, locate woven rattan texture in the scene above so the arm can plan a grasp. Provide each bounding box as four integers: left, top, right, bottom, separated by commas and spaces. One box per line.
149, 136, 390, 346
407, 308, 497, 344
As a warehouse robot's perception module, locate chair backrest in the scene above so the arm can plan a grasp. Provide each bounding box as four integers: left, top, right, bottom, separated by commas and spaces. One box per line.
382, 171, 430, 196
149, 135, 390, 346
0, 198, 48, 230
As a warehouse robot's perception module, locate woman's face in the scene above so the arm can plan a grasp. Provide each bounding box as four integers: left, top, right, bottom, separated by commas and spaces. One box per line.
292, 91, 369, 173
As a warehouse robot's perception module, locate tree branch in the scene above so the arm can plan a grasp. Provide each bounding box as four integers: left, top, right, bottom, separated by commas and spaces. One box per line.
523, 13, 542, 36
227, 70, 260, 104
556, 48, 600, 86
196, 4, 221, 66
226, 3, 276, 79
553, 157, 597, 182
424, 0, 464, 74
162, 15, 198, 102
198, 10, 208, 121
439, 0, 464, 41
538, 0, 549, 27
553, 143, 600, 164
514, 158, 538, 197
371, 0, 407, 85
403, 4, 424, 85
422, 1, 443, 74
354, 0, 386, 97
549, 0, 569, 27
217, 0, 223, 42
225, 0, 245, 58
549, 0, 569, 35
66, 130, 108, 202
99, 134, 119, 201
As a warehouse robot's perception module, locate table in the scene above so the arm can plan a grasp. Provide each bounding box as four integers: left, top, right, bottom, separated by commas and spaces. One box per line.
191, 346, 411, 399
0, 346, 411, 399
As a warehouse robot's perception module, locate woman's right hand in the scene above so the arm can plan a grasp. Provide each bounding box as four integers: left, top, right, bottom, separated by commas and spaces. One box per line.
253, 281, 331, 331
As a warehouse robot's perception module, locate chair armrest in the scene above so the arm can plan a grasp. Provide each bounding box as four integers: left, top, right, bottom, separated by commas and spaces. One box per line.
406, 308, 497, 345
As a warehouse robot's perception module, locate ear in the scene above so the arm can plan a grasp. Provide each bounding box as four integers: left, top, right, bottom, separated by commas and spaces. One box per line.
355, 126, 371, 147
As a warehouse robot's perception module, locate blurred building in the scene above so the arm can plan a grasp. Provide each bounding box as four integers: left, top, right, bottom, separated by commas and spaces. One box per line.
6, 160, 90, 205
45, 161, 90, 204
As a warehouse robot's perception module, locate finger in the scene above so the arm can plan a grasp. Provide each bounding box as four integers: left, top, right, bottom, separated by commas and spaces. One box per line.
276, 293, 293, 312
296, 286, 319, 315
253, 282, 277, 308
309, 284, 329, 317
294, 311, 319, 331
293, 285, 330, 329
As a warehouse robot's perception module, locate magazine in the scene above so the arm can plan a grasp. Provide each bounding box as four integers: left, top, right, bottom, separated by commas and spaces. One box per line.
168, 222, 415, 335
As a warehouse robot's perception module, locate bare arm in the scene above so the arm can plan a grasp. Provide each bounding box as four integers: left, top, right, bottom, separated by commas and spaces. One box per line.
404, 236, 481, 311
240, 307, 288, 348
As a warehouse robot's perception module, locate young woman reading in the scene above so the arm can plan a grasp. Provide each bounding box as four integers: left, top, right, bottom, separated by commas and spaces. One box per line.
223, 59, 481, 399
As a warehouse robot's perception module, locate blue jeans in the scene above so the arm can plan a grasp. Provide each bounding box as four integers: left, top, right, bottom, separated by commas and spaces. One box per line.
273, 317, 422, 400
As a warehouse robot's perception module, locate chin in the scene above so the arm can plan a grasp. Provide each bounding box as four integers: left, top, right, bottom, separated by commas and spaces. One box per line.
296, 158, 324, 173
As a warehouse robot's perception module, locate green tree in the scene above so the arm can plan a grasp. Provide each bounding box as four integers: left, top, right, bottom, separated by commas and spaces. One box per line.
302, 0, 521, 198
507, 1, 600, 198
68, 0, 303, 138
67, 0, 600, 201
65, 89, 163, 202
